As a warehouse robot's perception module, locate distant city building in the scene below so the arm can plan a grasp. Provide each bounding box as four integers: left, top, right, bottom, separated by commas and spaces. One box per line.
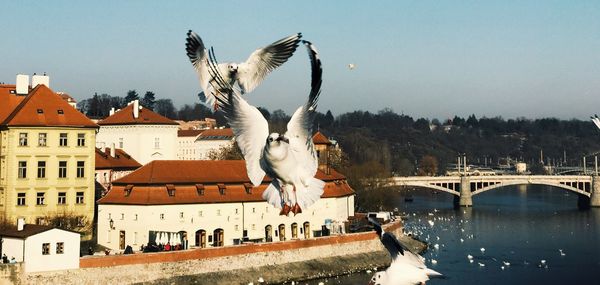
195, 128, 235, 159
0, 75, 97, 229
176, 129, 204, 160
175, 118, 217, 130
96, 100, 179, 165
57, 92, 77, 110
97, 160, 355, 251
0, 219, 80, 272
95, 146, 141, 196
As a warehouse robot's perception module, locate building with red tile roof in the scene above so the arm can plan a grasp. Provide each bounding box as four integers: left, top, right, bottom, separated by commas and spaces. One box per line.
0, 77, 97, 234
96, 100, 179, 165
177, 129, 205, 160
194, 128, 235, 160
95, 147, 142, 196
97, 160, 355, 251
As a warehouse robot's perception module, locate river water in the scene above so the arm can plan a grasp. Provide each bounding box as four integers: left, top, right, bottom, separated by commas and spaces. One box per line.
307, 185, 600, 284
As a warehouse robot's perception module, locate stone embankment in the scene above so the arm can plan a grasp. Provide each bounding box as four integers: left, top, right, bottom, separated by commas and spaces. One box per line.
3, 220, 425, 285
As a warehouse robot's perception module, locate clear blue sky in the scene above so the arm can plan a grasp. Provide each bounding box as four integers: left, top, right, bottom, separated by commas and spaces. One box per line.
2, 1, 600, 120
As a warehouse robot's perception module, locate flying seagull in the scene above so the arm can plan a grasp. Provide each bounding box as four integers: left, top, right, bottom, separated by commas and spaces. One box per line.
207, 40, 324, 216
185, 30, 302, 110
368, 217, 442, 285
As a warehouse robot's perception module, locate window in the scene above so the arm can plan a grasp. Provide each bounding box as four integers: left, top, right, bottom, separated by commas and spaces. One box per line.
19, 133, 28, 146
42, 243, 50, 255
154, 137, 160, 149
76, 192, 84, 204
58, 161, 67, 178
57, 109, 64, 114
36, 217, 47, 225
76, 161, 85, 178
179, 212, 184, 219
216, 209, 221, 216
252, 224, 256, 230
38, 133, 47, 146
76, 217, 84, 226
18, 161, 27, 178
37, 161, 46, 178
198, 211, 203, 217
167, 184, 175, 196
235, 225, 239, 231
252, 207, 256, 213
17, 193, 26, 206
59, 133, 68, 146
160, 213, 165, 220
36, 192, 45, 205
196, 184, 204, 195
235, 208, 239, 215
118, 138, 123, 148
56, 242, 64, 254
120, 213, 124, 220
77, 133, 85, 146
218, 184, 226, 195
58, 192, 66, 204
134, 214, 138, 221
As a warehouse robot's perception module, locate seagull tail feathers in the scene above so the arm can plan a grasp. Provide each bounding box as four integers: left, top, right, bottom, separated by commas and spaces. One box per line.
296, 177, 325, 210
262, 182, 283, 209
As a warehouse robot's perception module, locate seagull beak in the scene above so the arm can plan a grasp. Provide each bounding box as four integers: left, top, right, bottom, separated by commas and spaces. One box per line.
277, 135, 289, 144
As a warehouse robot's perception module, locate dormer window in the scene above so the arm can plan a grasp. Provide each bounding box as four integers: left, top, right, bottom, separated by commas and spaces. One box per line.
37, 109, 44, 114
217, 184, 226, 195
196, 184, 204, 195
124, 185, 133, 196
244, 183, 253, 194
167, 184, 176, 196
57, 109, 64, 114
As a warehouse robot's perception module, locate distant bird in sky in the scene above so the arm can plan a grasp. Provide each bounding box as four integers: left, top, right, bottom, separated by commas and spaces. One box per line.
348, 63, 355, 70
185, 30, 302, 110
591, 114, 600, 129
207, 40, 324, 216
368, 217, 442, 285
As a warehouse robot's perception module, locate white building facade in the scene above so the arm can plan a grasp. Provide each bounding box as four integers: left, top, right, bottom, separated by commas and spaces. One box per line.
195, 128, 234, 160
97, 160, 355, 251
176, 130, 204, 160
0, 223, 80, 272
95, 100, 179, 165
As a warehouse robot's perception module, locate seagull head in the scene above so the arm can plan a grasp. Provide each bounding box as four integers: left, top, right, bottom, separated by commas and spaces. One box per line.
227, 63, 238, 73
266, 133, 289, 146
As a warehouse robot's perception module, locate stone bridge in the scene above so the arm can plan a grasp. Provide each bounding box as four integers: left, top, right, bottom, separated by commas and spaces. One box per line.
387, 175, 600, 208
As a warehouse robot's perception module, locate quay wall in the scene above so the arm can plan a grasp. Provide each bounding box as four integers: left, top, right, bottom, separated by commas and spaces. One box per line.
4, 221, 420, 285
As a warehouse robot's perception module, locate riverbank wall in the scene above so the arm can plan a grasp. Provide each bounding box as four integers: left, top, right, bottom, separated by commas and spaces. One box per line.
3, 220, 424, 285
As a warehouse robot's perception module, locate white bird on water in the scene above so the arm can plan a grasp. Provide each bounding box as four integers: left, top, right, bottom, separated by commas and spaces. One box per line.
480, 247, 486, 253
186, 30, 302, 110
206, 40, 324, 216
368, 217, 442, 285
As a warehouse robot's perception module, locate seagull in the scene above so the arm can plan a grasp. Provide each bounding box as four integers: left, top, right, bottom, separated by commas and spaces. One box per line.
348, 63, 355, 70
207, 40, 324, 216
368, 217, 442, 285
186, 30, 302, 110
591, 115, 600, 129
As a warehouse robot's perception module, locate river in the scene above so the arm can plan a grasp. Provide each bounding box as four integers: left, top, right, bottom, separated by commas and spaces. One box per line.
307, 185, 600, 284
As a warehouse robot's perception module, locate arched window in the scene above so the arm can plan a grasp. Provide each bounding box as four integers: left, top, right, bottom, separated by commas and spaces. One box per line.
195, 229, 206, 248
265, 225, 273, 242
291, 223, 298, 239
213, 228, 224, 247
303, 222, 310, 239
278, 224, 286, 241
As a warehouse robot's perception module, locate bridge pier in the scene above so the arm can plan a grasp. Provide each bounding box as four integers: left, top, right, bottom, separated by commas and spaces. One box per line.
590, 176, 600, 207
454, 176, 472, 207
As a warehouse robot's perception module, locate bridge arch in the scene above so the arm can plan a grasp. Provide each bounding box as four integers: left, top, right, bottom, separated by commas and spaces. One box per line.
472, 181, 590, 197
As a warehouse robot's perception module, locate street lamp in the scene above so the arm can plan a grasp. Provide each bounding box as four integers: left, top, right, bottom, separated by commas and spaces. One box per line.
109, 218, 114, 230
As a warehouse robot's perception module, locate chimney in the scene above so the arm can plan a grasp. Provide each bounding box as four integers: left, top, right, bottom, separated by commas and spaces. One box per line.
31, 73, 50, 88
109, 107, 115, 116
133, 100, 139, 119
110, 143, 116, 157
17, 217, 25, 231
16, 74, 29, 95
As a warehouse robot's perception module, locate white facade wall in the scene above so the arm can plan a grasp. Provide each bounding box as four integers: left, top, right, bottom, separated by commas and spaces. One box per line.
195, 139, 234, 160
96, 125, 178, 165
97, 195, 354, 251
1, 237, 24, 262
177, 136, 200, 160
23, 229, 80, 272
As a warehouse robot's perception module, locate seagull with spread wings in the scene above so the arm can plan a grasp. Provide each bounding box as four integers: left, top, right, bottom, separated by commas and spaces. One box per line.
206, 40, 323, 216
368, 217, 443, 285
186, 30, 302, 110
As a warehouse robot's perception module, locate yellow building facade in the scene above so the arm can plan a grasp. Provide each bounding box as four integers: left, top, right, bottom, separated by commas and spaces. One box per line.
0, 83, 97, 234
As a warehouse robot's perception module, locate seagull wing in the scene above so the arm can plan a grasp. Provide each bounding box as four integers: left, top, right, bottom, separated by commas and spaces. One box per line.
237, 33, 302, 93
186, 30, 212, 95
207, 51, 269, 186
285, 40, 322, 178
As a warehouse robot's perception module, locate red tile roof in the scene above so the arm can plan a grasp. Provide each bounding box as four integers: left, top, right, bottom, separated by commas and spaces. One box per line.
57, 92, 76, 103
95, 148, 142, 170
177, 129, 204, 137
98, 103, 178, 126
98, 160, 353, 205
197, 128, 234, 139
0, 85, 97, 128
0, 85, 24, 123
312, 131, 332, 145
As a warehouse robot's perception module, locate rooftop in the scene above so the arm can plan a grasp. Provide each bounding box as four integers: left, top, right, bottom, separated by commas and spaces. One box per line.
95, 148, 142, 170
312, 131, 332, 145
197, 128, 234, 140
0, 224, 56, 239
0, 84, 97, 128
98, 103, 178, 126
177, 129, 205, 137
